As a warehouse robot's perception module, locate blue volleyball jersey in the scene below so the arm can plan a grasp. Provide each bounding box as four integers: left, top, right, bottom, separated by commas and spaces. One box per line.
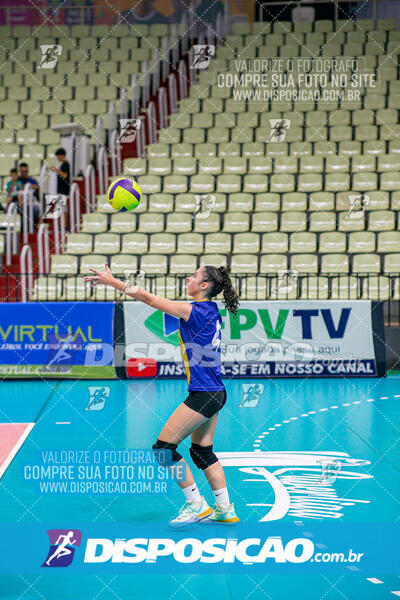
178, 300, 225, 392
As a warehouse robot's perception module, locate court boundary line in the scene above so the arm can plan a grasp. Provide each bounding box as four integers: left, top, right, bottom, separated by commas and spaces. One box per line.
34, 381, 61, 423
0, 381, 59, 481
0, 422, 35, 480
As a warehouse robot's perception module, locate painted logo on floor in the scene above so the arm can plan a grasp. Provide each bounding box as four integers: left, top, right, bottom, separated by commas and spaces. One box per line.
216, 451, 371, 522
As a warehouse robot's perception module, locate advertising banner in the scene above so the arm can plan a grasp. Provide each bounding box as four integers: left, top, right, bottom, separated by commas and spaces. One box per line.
123, 300, 385, 379
0, 521, 398, 574
0, 302, 117, 378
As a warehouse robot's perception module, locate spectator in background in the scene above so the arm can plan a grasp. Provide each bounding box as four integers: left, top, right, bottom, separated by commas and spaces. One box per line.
5, 168, 23, 211
50, 148, 70, 195
18, 162, 39, 194
18, 162, 41, 223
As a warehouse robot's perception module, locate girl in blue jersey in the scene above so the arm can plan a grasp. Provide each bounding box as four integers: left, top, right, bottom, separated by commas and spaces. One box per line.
85, 263, 240, 526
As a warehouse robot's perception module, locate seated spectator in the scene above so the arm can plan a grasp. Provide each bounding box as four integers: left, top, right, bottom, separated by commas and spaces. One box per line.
18, 162, 39, 194
50, 148, 71, 196
5, 168, 23, 211
18, 162, 41, 223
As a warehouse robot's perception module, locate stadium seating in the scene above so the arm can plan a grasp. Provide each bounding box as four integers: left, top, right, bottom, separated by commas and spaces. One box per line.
0, 23, 170, 180
2, 17, 399, 300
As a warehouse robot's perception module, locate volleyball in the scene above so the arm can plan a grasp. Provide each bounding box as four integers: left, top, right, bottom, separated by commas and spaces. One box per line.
107, 177, 142, 212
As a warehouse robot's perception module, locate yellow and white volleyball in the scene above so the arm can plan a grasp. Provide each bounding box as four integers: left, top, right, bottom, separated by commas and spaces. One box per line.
107, 177, 142, 212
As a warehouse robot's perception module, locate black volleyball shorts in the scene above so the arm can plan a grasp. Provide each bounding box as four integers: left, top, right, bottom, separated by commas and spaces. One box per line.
183, 389, 227, 418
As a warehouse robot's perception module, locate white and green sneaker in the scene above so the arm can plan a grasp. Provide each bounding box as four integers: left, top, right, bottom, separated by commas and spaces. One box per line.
207, 502, 239, 524
169, 496, 213, 528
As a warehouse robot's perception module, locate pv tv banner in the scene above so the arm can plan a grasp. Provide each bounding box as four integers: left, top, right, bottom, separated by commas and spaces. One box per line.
123, 301, 385, 379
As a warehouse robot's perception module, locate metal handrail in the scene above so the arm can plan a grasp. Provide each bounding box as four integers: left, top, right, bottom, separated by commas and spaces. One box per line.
152, 49, 161, 95
39, 164, 50, 215
178, 59, 188, 100
5, 203, 18, 266
69, 182, 81, 233
171, 23, 179, 66
37, 223, 50, 275
135, 115, 146, 158
120, 88, 129, 121
188, 0, 197, 43
189, 47, 197, 86
53, 204, 66, 255
22, 184, 34, 244
70, 130, 76, 178
181, 13, 189, 53
142, 61, 151, 107
107, 102, 117, 135
109, 129, 122, 177
84, 164, 96, 212
147, 101, 157, 145
97, 145, 109, 195
131, 74, 140, 120
95, 116, 105, 155
162, 36, 170, 81
168, 73, 178, 113
20, 244, 33, 302
158, 87, 168, 130
207, 25, 215, 48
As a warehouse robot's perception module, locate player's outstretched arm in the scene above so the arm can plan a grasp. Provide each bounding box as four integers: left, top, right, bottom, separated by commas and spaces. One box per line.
84, 263, 192, 321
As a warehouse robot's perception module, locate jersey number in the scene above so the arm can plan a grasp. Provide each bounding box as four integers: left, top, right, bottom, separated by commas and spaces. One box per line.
212, 320, 222, 349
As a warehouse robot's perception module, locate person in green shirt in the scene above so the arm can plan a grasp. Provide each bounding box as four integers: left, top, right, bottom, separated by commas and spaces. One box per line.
5, 168, 23, 211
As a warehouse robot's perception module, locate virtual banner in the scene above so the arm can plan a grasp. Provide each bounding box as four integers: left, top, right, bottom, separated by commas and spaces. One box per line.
123, 300, 385, 379
0, 302, 117, 378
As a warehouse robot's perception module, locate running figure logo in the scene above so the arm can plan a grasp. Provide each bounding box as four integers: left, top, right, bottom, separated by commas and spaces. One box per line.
86, 386, 110, 411
268, 119, 291, 142
191, 45, 215, 69
347, 193, 370, 219
272, 270, 299, 296
41, 529, 82, 567
192, 194, 216, 219
239, 384, 264, 408
119, 118, 141, 143
318, 459, 342, 483
42, 194, 67, 219
42, 333, 79, 374
38, 45, 62, 69
122, 269, 146, 294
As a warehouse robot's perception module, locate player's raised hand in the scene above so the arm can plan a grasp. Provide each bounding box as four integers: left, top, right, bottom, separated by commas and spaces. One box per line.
84, 262, 114, 287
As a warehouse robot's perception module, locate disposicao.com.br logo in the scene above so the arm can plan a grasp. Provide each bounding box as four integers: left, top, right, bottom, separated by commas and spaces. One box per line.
84, 536, 313, 564
42, 529, 82, 567
82, 536, 363, 566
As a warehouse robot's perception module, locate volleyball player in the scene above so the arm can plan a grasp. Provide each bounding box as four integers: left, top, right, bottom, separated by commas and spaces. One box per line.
85, 264, 240, 526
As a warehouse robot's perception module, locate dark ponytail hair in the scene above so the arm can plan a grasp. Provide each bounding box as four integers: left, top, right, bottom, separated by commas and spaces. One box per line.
202, 265, 240, 316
